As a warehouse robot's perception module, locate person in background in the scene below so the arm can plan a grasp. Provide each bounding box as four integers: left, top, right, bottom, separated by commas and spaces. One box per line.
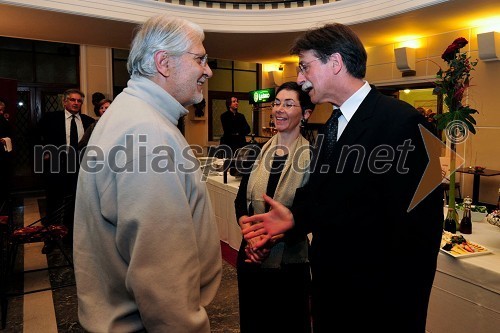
234, 82, 314, 333
220, 96, 251, 156
242, 23, 443, 333
78, 98, 112, 151
73, 14, 221, 332
0, 100, 13, 203
38, 89, 95, 252
91, 92, 106, 117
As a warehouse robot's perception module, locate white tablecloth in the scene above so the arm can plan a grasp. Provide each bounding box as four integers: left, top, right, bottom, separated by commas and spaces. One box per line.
427, 220, 500, 332
206, 175, 242, 250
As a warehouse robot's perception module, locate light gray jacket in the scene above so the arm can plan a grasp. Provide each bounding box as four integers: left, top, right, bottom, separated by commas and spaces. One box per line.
74, 76, 222, 333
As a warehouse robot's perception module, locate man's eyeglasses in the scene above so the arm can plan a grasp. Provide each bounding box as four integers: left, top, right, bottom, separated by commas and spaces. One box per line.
67, 98, 83, 104
271, 100, 300, 110
186, 52, 209, 67
297, 58, 321, 75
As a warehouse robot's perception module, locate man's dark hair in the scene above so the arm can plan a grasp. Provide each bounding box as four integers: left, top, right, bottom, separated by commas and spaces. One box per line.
226, 96, 237, 110
276, 82, 314, 114
290, 23, 367, 79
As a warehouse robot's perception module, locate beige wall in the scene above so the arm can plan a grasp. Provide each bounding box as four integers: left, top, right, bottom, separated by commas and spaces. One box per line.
184, 84, 209, 155
80, 45, 113, 118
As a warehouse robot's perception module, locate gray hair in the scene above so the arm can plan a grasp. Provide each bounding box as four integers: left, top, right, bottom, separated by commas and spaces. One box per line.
63, 89, 85, 100
127, 15, 205, 78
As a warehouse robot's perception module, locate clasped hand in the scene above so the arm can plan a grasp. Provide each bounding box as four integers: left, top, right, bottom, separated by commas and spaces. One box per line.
240, 194, 295, 263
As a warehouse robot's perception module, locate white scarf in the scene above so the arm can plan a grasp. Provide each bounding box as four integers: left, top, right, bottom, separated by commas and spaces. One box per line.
246, 133, 311, 268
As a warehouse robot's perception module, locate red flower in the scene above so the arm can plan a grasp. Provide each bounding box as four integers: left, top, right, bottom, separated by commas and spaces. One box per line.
441, 37, 468, 63
452, 37, 468, 49
442, 45, 457, 62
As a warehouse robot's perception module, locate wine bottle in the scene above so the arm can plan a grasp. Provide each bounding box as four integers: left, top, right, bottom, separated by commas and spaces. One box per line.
459, 196, 472, 234
444, 207, 457, 233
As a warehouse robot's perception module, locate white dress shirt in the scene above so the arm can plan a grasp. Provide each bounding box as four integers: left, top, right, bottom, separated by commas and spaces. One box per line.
337, 81, 371, 140
65, 109, 84, 146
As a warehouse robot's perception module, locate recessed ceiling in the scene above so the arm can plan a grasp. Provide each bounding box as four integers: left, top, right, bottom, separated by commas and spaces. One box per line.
0, 0, 499, 64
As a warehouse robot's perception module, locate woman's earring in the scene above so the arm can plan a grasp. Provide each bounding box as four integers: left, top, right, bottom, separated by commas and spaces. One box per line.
300, 117, 307, 128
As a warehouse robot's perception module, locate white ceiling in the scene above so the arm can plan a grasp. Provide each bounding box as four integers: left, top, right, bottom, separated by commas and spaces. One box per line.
0, 0, 499, 64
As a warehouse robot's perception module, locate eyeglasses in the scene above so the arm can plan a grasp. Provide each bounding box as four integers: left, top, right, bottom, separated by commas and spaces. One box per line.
271, 100, 300, 110
186, 52, 209, 67
67, 98, 83, 104
297, 58, 321, 75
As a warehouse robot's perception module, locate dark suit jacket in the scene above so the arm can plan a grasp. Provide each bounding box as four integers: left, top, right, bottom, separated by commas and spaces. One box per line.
220, 110, 250, 154
39, 111, 95, 148
290, 88, 443, 332
39, 110, 95, 176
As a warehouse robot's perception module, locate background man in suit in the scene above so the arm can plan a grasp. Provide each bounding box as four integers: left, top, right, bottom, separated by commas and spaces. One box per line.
220, 96, 250, 156
39, 89, 95, 251
242, 23, 443, 333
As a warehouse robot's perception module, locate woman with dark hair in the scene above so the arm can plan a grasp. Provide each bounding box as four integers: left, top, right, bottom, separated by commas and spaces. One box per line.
78, 98, 112, 150
234, 81, 315, 333
91, 92, 106, 116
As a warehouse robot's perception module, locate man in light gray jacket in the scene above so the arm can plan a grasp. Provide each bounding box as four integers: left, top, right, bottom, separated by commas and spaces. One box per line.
73, 14, 221, 332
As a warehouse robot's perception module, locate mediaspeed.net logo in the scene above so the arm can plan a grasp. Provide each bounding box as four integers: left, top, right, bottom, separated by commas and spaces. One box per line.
32, 120, 466, 212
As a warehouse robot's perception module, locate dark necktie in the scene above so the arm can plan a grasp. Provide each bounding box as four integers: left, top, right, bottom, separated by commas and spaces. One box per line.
70, 114, 78, 151
322, 108, 342, 162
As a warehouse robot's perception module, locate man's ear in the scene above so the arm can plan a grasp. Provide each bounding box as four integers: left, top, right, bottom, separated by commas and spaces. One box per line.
330, 53, 343, 75
154, 50, 170, 77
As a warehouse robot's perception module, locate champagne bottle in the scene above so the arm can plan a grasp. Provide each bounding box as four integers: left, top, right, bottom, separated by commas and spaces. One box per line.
444, 207, 458, 233
459, 196, 472, 234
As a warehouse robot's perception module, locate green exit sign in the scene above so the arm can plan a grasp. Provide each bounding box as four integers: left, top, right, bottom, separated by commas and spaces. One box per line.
249, 88, 275, 104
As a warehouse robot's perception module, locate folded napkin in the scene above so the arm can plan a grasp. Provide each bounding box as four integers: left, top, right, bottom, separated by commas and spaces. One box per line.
2, 137, 12, 152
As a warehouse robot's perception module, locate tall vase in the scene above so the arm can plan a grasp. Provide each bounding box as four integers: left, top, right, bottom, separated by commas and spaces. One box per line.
446, 141, 460, 231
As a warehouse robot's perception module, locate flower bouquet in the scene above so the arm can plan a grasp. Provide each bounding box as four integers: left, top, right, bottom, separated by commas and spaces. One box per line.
433, 37, 478, 230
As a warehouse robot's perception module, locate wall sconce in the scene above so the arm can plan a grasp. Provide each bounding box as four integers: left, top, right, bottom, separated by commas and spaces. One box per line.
394, 47, 416, 76
268, 71, 284, 87
477, 31, 500, 62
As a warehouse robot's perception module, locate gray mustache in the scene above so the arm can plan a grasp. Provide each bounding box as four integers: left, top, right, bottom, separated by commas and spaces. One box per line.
301, 81, 313, 92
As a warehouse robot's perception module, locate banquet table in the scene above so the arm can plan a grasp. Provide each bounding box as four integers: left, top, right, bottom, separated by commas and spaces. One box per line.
426, 218, 500, 333
205, 174, 500, 332
206, 174, 242, 250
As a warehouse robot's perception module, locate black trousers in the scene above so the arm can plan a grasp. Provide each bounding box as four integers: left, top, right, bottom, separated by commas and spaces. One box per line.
236, 244, 312, 333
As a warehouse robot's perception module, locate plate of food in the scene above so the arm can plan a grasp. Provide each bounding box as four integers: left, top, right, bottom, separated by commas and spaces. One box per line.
440, 231, 491, 258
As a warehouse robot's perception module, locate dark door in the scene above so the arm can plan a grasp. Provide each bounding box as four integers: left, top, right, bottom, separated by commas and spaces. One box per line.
14, 86, 66, 191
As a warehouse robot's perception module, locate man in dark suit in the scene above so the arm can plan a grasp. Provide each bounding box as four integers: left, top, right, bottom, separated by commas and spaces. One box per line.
220, 96, 250, 156
242, 23, 443, 333
39, 89, 95, 252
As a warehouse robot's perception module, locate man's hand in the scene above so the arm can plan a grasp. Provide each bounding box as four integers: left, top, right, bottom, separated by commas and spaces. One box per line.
241, 194, 294, 249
